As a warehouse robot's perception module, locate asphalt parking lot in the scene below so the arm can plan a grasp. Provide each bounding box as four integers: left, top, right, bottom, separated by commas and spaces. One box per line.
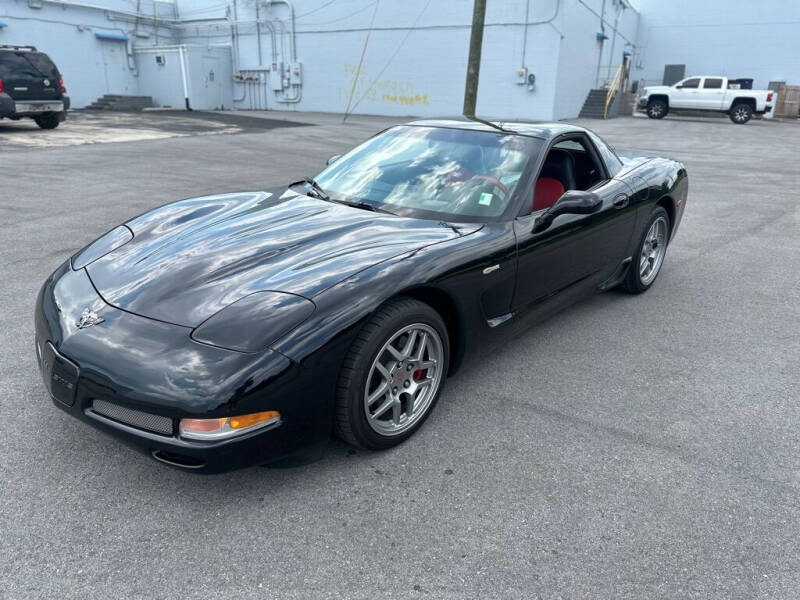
1, 110, 798, 599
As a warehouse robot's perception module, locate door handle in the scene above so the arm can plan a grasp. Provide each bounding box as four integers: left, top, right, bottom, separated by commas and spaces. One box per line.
612, 194, 629, 209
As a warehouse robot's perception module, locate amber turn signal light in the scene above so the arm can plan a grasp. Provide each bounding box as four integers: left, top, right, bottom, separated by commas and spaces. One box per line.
179, 411, 280, 441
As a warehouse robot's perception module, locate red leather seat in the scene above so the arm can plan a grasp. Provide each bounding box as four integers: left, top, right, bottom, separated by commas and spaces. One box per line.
533, 177, 565, 212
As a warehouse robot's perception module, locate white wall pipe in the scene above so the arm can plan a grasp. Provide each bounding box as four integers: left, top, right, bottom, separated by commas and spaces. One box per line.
178, 44, 191, 110
265, 0, 297, 61
38, 0, 179, 25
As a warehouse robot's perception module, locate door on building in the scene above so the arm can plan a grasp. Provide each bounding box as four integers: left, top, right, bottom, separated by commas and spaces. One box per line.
202, 56, 222, 110
99, 41, 132, 94
662, 64, 686, 86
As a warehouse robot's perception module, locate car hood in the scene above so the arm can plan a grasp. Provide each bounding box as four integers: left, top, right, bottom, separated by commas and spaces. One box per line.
86, 190, 477, 327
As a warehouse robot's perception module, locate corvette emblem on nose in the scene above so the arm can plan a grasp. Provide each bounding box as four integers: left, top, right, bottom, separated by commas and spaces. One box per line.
77, 308, 104, 329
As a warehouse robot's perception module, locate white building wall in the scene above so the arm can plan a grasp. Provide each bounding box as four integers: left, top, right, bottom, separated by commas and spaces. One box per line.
553, 0, 639, 120
633, 0, 800, 89
8, 0, 794, 120
177, 0, 570, 120
0, 0, 178, 107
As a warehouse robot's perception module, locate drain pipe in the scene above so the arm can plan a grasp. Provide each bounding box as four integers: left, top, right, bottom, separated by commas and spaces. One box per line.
230, 0, 247, 103
178, 45, 192, 110
607, 2, 623, 83
255, 1, 264, 66
595, 0, 606, 88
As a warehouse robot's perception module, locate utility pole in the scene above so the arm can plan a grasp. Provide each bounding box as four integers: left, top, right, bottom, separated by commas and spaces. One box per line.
462, 0, 487, 117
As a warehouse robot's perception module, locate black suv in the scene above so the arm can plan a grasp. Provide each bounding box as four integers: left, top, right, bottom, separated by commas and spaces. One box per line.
0, 45, 70, 129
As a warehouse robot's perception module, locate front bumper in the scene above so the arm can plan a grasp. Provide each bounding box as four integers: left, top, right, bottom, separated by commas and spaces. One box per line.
637, 97, 648, 109
35, 261, 333, 473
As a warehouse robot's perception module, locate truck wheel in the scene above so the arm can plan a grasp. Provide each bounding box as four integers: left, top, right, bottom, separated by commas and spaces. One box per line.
729, 103, 752, 124
646, 99, 668, 119
34, 114, 61, 130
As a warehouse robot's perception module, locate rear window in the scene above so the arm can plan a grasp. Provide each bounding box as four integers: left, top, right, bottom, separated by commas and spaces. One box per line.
703, 78, 723, 89
0, 51, 59, 79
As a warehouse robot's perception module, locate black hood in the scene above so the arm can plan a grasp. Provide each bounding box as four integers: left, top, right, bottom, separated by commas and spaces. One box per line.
85, 190, 477, 327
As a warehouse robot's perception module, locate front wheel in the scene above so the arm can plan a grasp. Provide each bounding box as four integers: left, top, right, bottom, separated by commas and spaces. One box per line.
34, 113, 61, 129
729, 103, 753, 124
647, 99, 668, 119
621, 206, 671, 294
334, 297, 449, 450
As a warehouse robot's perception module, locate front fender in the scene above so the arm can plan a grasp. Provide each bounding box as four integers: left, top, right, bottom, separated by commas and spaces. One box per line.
271, 224, 513, 372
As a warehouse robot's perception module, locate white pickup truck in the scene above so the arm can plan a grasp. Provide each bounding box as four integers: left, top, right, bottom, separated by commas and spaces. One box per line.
637, 76, 775, 124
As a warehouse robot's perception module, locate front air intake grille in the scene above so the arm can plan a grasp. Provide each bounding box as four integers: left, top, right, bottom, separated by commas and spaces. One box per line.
92, 399, 173, 436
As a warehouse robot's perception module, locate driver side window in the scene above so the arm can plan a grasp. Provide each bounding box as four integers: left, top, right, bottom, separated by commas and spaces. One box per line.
530, 136, 606, 213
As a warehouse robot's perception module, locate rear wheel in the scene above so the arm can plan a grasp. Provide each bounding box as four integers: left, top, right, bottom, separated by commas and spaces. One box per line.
334, 297, 449, 450
34, 113, 61, 129
621, 206, 670, 294
729, 102, 753, 124
647, 99, 668, 119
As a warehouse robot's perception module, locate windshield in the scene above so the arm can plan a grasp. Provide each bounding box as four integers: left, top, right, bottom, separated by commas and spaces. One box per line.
0, 52, 59, 79
314, 125, 542, 220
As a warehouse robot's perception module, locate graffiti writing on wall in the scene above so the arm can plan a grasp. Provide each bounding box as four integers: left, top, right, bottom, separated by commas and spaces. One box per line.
340, 64, 430, 108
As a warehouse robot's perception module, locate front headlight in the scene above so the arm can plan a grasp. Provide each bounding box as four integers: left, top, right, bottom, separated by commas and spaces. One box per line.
191, 291, 315, 352
72, 225, 133, 270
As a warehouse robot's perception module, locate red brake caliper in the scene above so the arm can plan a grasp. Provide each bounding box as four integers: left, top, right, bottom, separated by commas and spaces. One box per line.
413, 369, 424, 382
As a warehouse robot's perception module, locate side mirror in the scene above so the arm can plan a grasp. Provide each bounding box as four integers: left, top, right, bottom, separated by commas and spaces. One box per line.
533, 190, 603, 233
326, 154, 342, 166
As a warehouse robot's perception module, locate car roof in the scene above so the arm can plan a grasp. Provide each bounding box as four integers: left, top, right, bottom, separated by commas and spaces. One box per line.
404, 118, 588, 140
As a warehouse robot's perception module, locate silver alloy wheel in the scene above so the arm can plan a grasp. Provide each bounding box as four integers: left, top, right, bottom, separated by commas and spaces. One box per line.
364, 323, 444, 436
733, 105, 749, 122
639, 216, 668, 285
648, 103, 664, 117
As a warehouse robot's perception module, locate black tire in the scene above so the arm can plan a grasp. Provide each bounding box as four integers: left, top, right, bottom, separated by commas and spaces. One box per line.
621, 206, 671, 294
646, 99, 668, 119
334, 297, 450, 450
34, 113, 61, 129
729, 102, 753, 124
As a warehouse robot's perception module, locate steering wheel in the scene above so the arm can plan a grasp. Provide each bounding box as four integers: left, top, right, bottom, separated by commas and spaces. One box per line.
467, 175, 509, 196
441, 167, 474, 187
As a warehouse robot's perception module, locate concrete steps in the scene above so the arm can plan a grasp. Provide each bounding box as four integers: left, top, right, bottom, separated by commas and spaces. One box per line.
578, 88, 619, 119
86, 95, 154, 110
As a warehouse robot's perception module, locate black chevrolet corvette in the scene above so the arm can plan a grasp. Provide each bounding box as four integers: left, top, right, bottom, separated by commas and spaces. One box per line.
36, 119, 687, 472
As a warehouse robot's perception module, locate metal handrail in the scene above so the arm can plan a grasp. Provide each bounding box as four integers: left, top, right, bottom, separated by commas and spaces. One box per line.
603, 64, 625, 119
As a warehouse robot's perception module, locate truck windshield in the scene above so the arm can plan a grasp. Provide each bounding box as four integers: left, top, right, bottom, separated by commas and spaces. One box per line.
314, 125, 542, 221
